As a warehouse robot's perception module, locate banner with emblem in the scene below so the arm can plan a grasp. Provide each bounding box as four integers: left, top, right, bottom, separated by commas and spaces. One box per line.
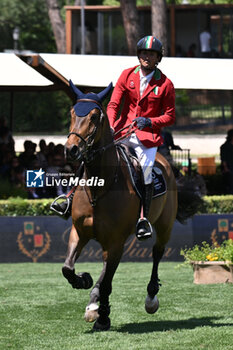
0, 214, 232, 263
193, 214, 233, 246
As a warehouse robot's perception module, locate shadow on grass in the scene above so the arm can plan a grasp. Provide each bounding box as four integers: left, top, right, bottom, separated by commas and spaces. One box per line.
116, 317, 233, 333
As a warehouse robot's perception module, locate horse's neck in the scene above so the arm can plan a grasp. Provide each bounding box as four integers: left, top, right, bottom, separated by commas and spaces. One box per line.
85, 123, 118, 182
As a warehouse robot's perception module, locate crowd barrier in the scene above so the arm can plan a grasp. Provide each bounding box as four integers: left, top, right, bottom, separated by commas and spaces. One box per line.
0, 214, 233, 263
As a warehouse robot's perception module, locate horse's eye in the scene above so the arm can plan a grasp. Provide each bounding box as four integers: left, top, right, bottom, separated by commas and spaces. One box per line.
91, 113, 99, 123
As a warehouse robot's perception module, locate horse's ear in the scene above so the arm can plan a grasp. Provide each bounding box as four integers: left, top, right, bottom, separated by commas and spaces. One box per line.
97, 83, 113, 102
69, 80, 85, 99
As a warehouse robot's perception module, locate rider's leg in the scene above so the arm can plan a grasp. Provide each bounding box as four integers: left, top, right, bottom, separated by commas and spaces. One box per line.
50, 187, 76, 219
136, 182, 154, 240
121, 133, 157, 240
50, 162, 84, 219
134, 140, 157, 240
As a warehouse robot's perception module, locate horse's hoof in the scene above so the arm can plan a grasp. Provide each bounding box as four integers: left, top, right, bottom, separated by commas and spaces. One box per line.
62, 266, 75, 282
145, 295, 159, 314
77, 272, 93, 289
62, 267, 93, 289
84, 303, 99, 323
93, 317, 111, 331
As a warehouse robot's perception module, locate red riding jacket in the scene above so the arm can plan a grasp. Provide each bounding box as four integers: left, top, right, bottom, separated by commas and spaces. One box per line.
107, 65, 176, 148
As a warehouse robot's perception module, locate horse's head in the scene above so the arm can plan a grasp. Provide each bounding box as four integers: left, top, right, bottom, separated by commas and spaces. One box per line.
65, 80, 112, 162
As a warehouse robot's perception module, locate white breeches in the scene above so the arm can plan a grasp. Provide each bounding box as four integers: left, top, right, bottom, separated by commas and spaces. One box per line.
121, 133, 157, 184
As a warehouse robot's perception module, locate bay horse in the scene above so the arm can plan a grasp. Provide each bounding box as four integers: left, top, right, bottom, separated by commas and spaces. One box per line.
62, 80, 178, 331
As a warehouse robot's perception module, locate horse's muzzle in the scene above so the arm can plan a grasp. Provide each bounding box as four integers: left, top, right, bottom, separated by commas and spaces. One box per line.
65, 144, 83, 162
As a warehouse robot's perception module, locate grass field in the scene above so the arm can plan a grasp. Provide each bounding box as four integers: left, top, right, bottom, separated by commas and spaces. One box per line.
0, 262, 233, 350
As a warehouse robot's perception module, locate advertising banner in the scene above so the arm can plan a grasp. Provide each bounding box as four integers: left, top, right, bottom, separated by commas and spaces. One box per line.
0, 216, 194, 263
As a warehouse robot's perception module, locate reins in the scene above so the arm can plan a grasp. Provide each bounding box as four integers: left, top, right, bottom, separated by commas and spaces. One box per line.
67, 116, 138, 162
113, 121, 138, 143
92, 121, 138, 155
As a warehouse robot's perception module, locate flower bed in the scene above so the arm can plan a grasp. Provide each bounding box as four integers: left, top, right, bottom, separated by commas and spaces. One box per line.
181, 239, 233, 284
191, 261, 233, 284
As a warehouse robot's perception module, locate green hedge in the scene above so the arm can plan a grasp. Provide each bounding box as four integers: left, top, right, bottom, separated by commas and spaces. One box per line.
199, 195, 233, 214
0, 198, 54, 216
0, 195, 233, 216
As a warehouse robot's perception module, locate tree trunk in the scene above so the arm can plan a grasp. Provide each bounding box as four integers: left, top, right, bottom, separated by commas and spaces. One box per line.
45, 0, 66, 53
151, 0, 167, 55
120, 0, 140, 56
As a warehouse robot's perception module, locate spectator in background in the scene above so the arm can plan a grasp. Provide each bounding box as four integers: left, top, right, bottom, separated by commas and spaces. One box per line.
47, 142, 55, 158
0, 116, 15, 153
175, 45, 184, 57
36, 139, 48, 169
46, 152, 65, 198
0, 117, 15, 175
199, 27, 212, 58
0, 148, 15, 178
220, 129, 233, 194
9, 156, 24, 184
54, 144, 65, 164
187, 43, 197, 57
158, 130, 182, 164
18, 140, 37, 169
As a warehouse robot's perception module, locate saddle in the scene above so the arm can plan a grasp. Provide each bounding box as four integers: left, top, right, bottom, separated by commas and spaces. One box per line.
116, 144, 166, 199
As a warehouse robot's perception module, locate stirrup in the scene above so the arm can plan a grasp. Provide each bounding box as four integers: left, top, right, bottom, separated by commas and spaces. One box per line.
136, 217, 153, 241
50, 194, 70, 216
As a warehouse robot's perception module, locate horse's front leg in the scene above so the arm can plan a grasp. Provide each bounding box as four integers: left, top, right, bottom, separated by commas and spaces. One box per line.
145, 224, 172, 314
93, 244, 124, 331
62, 224, 93, 290
84, 260, 107, 323
145, 241, 165, 314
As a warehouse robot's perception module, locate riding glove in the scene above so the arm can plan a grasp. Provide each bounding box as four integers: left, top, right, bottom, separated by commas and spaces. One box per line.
133, 117, 152, 130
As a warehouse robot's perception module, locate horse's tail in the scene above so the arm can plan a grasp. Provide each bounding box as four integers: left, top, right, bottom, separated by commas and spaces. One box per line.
176, 175, 203, 224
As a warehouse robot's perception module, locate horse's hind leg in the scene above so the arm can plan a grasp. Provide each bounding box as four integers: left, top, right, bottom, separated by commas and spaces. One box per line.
62, 224, 93, 290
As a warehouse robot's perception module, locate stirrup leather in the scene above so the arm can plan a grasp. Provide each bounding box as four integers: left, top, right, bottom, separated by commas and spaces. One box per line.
50, 194, 70, 216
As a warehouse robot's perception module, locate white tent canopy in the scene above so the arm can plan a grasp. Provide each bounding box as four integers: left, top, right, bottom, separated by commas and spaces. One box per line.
0, 53, 53, 88
0, 53, 232, 90
40, 54, 233, 90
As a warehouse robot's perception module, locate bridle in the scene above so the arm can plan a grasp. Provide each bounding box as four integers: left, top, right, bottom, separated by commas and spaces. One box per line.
67, 99, 105, 162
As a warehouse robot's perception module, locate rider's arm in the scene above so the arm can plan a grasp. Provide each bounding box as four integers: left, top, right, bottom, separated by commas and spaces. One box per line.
150, 80, 175, 129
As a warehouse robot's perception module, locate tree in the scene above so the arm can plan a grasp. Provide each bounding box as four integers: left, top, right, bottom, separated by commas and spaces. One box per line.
45, 0, 66, 53
0, 0, 56, 53
151, 0, 167, 54
119, 0, 140, 55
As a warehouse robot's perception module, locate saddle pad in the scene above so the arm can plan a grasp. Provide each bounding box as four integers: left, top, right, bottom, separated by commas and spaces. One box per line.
152, 166, 167, 198
117, 144, 166, 199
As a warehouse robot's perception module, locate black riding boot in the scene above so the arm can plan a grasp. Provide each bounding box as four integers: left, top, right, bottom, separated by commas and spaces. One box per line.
50, 162, 84, 219
136, 183, 153, 241
50, 189, 75, 220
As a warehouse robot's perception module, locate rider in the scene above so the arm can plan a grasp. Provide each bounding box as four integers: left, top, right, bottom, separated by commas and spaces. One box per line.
51, 36, 175, 241
107, 35, 176, 240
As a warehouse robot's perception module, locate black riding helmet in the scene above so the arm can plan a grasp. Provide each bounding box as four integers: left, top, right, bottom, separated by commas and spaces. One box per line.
137, 35, 163, 62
